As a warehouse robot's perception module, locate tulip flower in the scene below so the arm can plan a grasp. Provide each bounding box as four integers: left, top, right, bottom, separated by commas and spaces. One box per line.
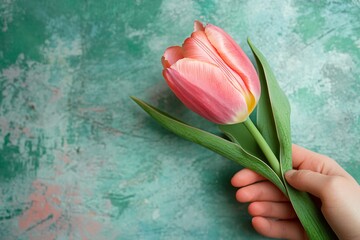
161, 20, 260, 125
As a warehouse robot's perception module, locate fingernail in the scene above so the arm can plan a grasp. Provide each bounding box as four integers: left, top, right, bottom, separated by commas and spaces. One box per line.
285, 169, 296, 177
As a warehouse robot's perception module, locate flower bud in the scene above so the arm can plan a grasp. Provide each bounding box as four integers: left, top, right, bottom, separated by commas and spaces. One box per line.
161, 21, 260, 124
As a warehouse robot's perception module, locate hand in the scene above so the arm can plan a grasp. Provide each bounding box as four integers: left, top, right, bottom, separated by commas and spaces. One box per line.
231, 144, 360, 240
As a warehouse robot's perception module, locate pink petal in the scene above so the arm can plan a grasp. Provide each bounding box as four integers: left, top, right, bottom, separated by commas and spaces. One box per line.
182, 30, 219, 65
164, 59, 249, 124
182, 29, 251, 107
162, 46, 183, 68
205, 24, 261, 101
194, 20, 205, 31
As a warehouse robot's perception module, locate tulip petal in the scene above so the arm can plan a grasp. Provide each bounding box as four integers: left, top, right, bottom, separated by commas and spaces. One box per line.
162, 46, 183, 68
182, 29, 251, 103
205, 24, 261, 101
194, 20, 205, 31
164, 58, 249, 124
182, 30, 219, 65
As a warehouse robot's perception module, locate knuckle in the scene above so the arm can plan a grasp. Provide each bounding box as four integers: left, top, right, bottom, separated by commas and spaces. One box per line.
322, 176, 344, 190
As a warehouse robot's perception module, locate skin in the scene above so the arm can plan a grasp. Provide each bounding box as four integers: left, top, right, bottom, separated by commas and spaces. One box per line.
231, 144, 360, 240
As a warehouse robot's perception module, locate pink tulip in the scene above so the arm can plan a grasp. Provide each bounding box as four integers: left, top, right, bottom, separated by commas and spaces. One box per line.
161, 21, 261, 125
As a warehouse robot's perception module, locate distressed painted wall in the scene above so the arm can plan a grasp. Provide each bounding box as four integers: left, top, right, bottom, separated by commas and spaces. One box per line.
0, 0, 359, 239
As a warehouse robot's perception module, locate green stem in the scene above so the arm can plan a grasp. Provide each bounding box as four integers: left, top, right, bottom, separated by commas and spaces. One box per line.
243, 118, 281, 177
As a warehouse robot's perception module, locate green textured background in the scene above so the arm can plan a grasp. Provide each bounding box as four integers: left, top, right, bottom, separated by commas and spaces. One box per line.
0, 0, 359, 239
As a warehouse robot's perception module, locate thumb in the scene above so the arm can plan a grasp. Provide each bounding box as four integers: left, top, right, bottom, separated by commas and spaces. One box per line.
285, 169, 330, 199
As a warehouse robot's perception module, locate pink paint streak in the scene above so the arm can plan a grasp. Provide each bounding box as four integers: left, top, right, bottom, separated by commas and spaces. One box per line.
18, 178, 104, 239
18, 181, 62, 232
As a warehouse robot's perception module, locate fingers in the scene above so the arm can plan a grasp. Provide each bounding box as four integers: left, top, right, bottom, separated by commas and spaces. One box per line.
248, 201, 297, 219
292, 144, 357, 183
232, 167, 306, 239
235, 181, 288, 202
292, 144, 329, 170
252, 217, 307, 240
231, 168, 266, 187
285, 169, 334, 199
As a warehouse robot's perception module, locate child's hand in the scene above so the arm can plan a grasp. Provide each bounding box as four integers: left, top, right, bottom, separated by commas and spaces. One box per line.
231, 144, 360, 240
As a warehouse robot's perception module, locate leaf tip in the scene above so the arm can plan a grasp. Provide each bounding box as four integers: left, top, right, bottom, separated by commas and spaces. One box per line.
130, 96, 142, 105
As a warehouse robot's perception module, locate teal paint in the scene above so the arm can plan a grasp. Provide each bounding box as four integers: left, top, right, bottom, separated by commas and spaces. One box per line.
0, 0, 359, 239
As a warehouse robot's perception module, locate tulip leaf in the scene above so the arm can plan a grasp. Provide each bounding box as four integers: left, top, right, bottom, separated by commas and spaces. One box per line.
219, 123, 267, 162
131, 96, 286, 195
247, 39, 336, 239
248, 38, 291, 172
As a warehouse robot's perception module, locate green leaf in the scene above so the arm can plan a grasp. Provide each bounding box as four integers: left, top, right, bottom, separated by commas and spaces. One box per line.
248, 38, 291, 172
131, 96, 286, 195
219, 123, 266, 161
248, 39, 336, 239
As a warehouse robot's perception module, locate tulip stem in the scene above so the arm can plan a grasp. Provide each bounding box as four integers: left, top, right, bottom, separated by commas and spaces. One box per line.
243, 118, 281, 177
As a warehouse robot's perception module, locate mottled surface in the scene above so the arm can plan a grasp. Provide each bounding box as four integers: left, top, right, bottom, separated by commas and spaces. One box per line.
0, 0, 359, 239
